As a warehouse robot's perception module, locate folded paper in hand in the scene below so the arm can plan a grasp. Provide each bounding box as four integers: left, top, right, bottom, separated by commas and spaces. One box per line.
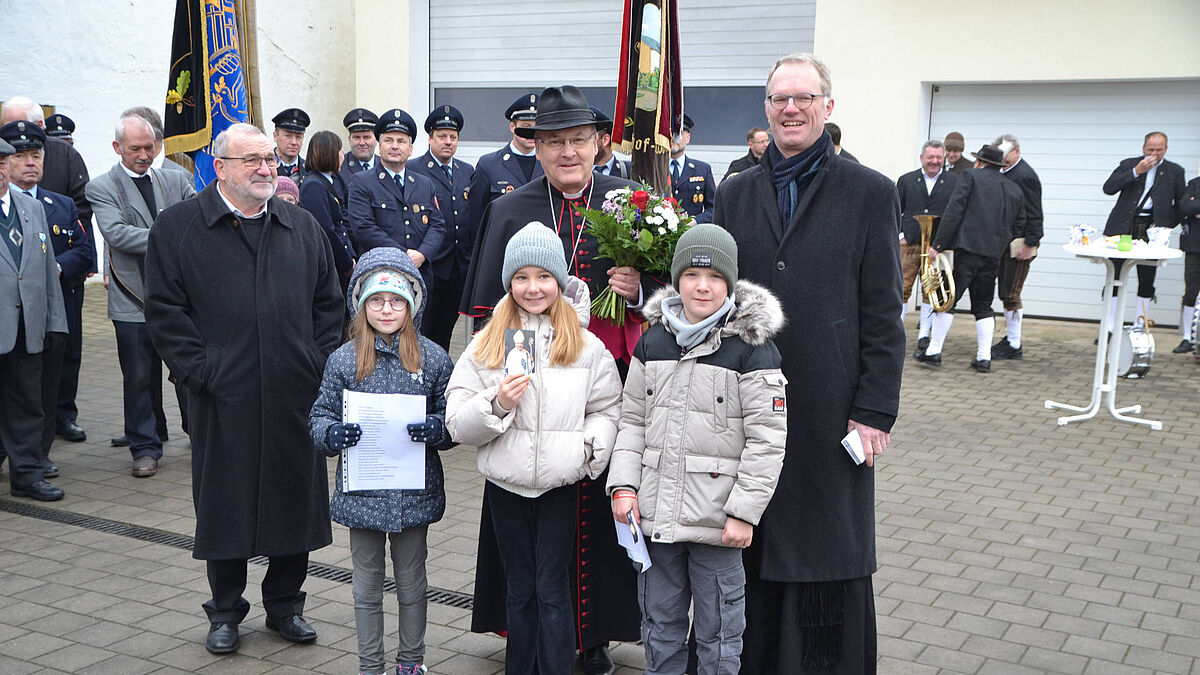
841, 428, 866, 466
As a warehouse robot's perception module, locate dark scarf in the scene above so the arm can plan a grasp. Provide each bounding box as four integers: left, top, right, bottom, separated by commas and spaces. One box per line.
768, 131, 831, 226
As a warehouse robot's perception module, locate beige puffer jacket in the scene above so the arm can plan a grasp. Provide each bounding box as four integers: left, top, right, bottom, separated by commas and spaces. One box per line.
607, 281, 788, 546
445, 277, 623, 496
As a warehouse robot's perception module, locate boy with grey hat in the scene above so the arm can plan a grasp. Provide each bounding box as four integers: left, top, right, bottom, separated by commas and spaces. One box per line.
607, 224, 788, 674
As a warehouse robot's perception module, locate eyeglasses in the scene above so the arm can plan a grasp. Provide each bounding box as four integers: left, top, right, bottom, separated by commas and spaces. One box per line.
536, 133, 596, 151
765, 93, 828, 110
365, 296, 407, 312
219, 155, 280, 169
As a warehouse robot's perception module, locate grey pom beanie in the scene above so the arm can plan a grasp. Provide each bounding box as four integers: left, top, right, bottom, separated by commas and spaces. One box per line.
502, 222, 570, 291
670, 224, 738, 295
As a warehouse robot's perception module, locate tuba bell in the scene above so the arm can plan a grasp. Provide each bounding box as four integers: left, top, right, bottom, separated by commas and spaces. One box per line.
917, 214, 955, 312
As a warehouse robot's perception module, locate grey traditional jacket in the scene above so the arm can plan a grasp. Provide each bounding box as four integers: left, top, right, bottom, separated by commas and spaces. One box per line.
607, 280, 788, 546
309, 247, 456, 532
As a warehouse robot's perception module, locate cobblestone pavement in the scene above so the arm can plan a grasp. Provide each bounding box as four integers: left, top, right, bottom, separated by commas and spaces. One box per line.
1, 286, 1197, 674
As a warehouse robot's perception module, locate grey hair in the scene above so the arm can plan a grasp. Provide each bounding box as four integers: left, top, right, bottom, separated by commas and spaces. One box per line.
114, 115, 156, 143
212, 122, 268, 157
766, 53, 832, 98
921, 139, 945, 154
1, 96, 45, 123
992, 133, 1019, 150
122, 106, 165, 142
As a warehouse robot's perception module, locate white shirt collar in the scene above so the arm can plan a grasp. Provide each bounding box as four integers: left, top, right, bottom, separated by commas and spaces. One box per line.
383, 165, 406, 183
216, 182, 268, 219
15, 184, 38, 199
121, 163, 149, 179
0, 189, 11, 216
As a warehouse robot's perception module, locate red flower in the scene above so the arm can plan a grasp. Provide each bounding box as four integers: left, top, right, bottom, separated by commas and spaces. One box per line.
631, 190, 650, 210
666, 196, 679, 207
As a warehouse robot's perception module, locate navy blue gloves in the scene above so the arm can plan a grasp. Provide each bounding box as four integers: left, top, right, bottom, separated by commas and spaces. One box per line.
408, 415, 446, 445
325, 422, 362, 455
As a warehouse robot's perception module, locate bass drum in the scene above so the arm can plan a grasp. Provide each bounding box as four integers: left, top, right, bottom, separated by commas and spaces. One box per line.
1118, 324, 1154, 378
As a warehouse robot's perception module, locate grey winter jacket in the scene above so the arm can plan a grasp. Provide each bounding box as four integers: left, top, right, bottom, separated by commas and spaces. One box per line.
309, 247, 455, 532
607, 280, 788, 546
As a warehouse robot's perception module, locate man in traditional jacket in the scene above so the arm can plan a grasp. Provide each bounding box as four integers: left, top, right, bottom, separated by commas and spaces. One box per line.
145, 123, 343, 656
460, 85, 659, 675
714, 53, 905, 673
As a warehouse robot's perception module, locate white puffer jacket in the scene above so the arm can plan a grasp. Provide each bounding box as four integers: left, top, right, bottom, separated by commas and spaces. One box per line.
445, 277, 623, 496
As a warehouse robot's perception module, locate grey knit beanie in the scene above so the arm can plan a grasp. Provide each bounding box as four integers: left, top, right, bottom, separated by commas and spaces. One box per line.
670, 224, 738, 295
502, 222, 570, 291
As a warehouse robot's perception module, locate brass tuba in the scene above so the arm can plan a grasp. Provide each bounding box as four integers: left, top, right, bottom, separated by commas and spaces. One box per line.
917, 214, 955, 312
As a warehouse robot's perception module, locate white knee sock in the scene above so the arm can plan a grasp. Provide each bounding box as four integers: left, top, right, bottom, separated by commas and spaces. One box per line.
1182, 305, 1195, 340
900, 302, 908, 321
927, 311, 953, 355
918, 303, 933, 339
1005, 309, 1023, 348
1135, 295, 1151, 326
976, 318, 994, 361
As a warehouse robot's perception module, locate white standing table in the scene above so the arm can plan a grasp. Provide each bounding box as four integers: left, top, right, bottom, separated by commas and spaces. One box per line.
1044, 243, 1182, 430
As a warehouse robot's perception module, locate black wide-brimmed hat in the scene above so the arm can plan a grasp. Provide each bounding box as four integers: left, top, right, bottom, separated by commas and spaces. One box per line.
514, 86, 596, 139
971, 144, 1005, 166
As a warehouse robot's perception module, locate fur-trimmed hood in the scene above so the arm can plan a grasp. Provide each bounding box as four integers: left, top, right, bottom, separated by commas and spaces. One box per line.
641, 279, 784, 346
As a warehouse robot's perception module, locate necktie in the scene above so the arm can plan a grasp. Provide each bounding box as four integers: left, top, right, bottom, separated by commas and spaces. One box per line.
132, 175, 157, 214
4, 199, 21, 267
23, 190, 34, 198
362, 161, 371, 172
594, 163, 607, 175
393, 174, 405, 201
671, 160, 681, 184
441, 164, 453, 183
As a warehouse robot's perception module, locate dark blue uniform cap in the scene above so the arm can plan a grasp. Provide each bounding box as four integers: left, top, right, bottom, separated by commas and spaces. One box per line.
0, 120, 48, 151
424, 105, 465, 134
375, 108, 417, 140
682, 113, 694, 131
589, 105, 614, 134
45, 114, 75, 138
505, 93, 539, 121
271, 108, 311, 133
343, 108, 379, 132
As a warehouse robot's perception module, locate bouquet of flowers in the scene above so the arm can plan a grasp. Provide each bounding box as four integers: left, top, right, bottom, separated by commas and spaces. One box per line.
576, 184, 694, 324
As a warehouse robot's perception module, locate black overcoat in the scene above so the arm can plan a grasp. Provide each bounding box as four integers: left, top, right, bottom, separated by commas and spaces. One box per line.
145, 183, 344, 559
713, 145, 905, 582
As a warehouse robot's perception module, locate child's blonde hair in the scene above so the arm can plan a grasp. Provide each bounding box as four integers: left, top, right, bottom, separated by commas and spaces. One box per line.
350, 302, 422, 380
472, 292, 584, 369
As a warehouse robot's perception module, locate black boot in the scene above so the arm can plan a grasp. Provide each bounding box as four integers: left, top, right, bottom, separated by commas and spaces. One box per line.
583, 644, 615, 675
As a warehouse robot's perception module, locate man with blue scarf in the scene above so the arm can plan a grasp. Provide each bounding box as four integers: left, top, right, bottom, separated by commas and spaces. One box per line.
714, 53, 905, 674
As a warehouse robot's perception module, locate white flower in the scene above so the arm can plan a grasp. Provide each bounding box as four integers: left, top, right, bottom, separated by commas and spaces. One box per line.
657, 226, 667, 235
646, 215, 664, 225
605, 190, 621, 200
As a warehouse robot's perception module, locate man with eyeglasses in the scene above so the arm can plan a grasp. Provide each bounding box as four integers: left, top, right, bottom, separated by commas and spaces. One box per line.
86, 114, 195, 478
668, 114, 715, 223
144, 122, 343, 656
714, 53, 904, 673
723, 127, 770, 180
461, 85, 652, 675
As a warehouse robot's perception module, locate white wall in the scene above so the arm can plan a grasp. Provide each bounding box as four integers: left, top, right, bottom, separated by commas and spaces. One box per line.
0, 0, 356, 189
815, 0, 1200, 179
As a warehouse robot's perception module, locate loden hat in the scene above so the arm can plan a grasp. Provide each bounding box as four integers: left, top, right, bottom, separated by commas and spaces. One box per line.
943, 131, 965, 152
514, 86, 596, 139
971, 144, 1006, 167
502, 222, 570, 292
671, 224, 738, 296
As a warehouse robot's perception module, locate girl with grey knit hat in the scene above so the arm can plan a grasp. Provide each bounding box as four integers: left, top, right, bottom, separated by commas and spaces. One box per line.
445, 222, 624, 674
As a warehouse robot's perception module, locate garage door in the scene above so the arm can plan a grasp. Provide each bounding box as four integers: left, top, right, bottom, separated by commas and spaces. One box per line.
929, 80, 1200, 325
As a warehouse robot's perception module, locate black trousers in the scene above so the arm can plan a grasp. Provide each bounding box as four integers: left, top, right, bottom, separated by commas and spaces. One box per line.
487, 481, 577, 675
113, 320, 164, 459
0, 319, 48, 488
204, 553, 309, 624
949, 250, 999, 321
421, 260, 467, 351
1112, 215, 1157, 299
1183, 251, 1200, 306
55, 284, 84, 426
39, 332, 67, 459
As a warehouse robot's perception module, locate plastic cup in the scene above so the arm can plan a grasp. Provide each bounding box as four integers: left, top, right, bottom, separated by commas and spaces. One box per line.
1118, 234, 1133, 251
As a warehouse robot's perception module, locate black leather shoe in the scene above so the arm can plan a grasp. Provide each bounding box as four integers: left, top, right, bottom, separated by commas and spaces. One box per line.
265, 614, 317, 643
1172, 339, 1194, 354
56, 422, 86, 442
11, 480, 64, 502
43, 462, 59, 479
206, 622, 240, 654
913, 336, 930, 358
915, 352, 941, 367
111, 436, 131, 447
991, 339, 1023, 360
971, 358, 991, 373
583, 644, 615, 675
